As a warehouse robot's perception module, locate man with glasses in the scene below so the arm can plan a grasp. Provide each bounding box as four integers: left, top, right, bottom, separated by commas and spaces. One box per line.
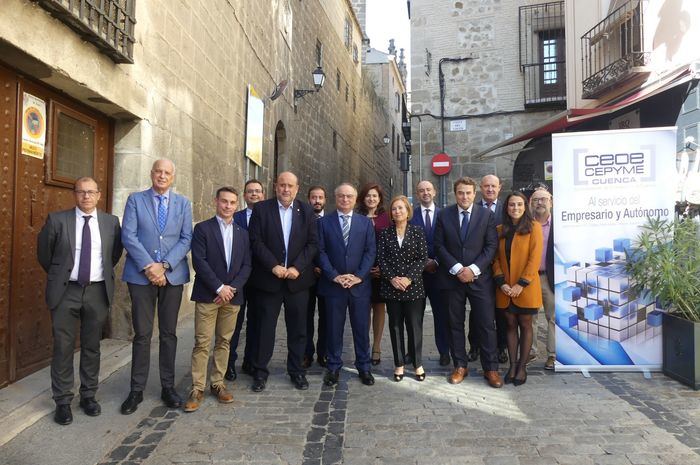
529, 187, 556, 370
38, 177, 123, 425
226, 179, 265, 381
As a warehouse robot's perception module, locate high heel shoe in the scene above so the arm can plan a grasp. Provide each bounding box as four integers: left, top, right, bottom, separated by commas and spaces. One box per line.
504, 366, 516, 385
393, 368, 404, 382
415, 368, 426, 382
371, 350, 381, 366
513, 368, 528, 386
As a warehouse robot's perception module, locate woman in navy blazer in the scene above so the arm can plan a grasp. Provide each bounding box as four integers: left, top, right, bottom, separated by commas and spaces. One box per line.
377, 196, 428, 382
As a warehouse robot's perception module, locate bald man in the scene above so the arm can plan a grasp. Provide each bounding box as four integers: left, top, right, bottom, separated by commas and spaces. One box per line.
120, 159, 193, 414
247, 172, 319, 392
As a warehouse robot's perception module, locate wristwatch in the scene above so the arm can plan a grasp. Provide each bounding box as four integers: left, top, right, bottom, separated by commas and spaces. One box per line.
161, 261, 171, 270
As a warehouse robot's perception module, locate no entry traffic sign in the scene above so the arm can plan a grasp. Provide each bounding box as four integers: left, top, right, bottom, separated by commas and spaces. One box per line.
431, 153, 452, 176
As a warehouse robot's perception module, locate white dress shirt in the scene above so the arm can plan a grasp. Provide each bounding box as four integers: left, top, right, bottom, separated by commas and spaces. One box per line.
215, 215, 234, 294
70, 207, 104, 282
278, 201, 294, 266
421, 203, 436, 228
481, 198, 498, 213
152, 188, 170, 214
449, 204, 481, 278
246, 208, 253, 226
337, 210, 353, 229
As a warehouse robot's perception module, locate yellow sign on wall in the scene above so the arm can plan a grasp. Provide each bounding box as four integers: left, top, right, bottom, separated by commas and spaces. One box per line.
21, 92, 46, 159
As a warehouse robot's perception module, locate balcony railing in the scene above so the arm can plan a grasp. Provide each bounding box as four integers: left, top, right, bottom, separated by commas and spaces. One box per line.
36, 0, 136, 64
581, 0, 650, 99
519, 2, 566, 108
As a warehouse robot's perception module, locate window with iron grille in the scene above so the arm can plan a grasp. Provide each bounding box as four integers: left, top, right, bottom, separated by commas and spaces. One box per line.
344, 17, 353, 51
36, 0, 136, 64
353, 44, 359, 64
316, 39, 323, 67
336, 69, 341, 91
519, 1, 565, 108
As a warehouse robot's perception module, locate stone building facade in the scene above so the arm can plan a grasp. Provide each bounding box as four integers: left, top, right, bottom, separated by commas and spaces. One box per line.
0, 0, 402, 384
409, 0, 564, 201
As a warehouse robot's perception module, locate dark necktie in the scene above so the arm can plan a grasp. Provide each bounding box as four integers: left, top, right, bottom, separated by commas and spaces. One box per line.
78, 215, 92, 286
424, 209, 432, 236
460, 210, 470, 243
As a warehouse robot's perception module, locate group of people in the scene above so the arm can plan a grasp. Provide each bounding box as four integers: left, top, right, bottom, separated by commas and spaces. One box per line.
37, 158, 556, 426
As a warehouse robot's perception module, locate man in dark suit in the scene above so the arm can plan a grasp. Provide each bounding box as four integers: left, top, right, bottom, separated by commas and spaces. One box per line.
530, 187, 556, 370
247, 171, 318, 392
226, 179, 265, 381
37, 177, 123, 425
434, 176, 503, 388
304, 185, 328, 369
184, 187, 251, 412
120, 159, 193, 414
409, 180, 450, 366
467, 174, 508, 364
317, 183, 376, 387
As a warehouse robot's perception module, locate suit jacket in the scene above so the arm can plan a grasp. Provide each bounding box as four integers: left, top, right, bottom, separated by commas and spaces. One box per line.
190, 217, 252, 304
409, 205, 440, 258
478, 198, 503, 226
544, 217, 554, 289
316, 212, 376, 298
233, 209, 249, 230
121, 189, 193, 286
37, 209, 123, 310
433, 204, 498, 290
377, 224, 428, 301
248, 198, 318, 293
492, 222, 543, 309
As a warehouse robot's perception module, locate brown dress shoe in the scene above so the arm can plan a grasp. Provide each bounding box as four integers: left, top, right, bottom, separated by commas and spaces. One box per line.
302, 355, 313, 369
483, 370, 503, 388
448, 367, 468, 384
211, 384, 234, 403
183, 390, 203, 412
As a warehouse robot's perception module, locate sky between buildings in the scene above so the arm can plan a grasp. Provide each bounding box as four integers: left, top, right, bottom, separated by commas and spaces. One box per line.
365, 0, 411, 91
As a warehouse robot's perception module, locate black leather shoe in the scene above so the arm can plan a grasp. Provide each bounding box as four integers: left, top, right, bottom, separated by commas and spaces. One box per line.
497, 348, 509, 364
290, 374, 309, 390
161, 387, 182, 409
439, 353, 451, 366
318, 355, 328, 368
54, 404, 73, 425
251, 378, 266, 392
79, 397, 101, 416
359, 371, 375, 386
241, 360, 254, 376
324, 370, 340, 387
467, 348, 480, 362
121, 391, 143, 415
224, 365, 237, 381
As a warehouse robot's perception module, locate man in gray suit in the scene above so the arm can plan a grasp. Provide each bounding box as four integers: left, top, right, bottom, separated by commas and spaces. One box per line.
37, 177, 123, 425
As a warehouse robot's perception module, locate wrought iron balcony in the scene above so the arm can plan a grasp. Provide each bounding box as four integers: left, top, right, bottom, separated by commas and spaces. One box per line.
36, 0, 136, 64
519, 2, 566, 108
581, 0, 650, 99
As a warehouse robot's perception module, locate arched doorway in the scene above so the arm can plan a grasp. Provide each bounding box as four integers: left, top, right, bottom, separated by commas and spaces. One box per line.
274, 121, 286, 181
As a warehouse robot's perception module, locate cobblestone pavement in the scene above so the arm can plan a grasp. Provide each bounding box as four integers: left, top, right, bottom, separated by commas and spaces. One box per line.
2, 306, 700, 465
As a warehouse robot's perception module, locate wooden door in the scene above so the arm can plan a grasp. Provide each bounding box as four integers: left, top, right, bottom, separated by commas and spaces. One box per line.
0, 63, 112, 384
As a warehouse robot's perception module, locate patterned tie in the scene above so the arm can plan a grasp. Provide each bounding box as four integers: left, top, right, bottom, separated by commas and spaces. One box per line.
424, 209, 432, 236
157, 195, 167, 232
460, 210, 470, 243
341, 215, 350, 246
78, 215, 92, 287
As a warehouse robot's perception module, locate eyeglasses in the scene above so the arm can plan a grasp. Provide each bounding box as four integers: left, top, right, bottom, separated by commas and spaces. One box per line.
246, 189, 263, 194
74, 190, 99, 197
531, 197, 550, 203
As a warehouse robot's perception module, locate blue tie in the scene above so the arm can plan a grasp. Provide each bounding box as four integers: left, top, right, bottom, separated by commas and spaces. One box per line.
157, 195, 167, 232
460, 210, 470, 242
341, 215, 350, 246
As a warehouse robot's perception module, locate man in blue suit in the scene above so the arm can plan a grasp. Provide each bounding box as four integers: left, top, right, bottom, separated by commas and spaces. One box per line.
225, 179, 265, 381
184, 187, 251, 412
434, 176, 502, 388
317, 183, 376, 387
410, 180, 450, 367
120, 159, 193, 414
247, 171, 318, 392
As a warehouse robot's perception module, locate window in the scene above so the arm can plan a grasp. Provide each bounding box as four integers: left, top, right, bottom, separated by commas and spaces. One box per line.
332, 130, 338, 150
352, 94, 356, 113
683, 87, 699, 114
48, 102, 97, 186
353, 44, 359, 64
336, 69, 341, 91
391, 125, 395, 153
425, 49, 432, 76
315, 39, 323, 67
395, 92, 401, 112
542, 39, 558, 84
345, 83, 349, 102
344, 17, 353, 51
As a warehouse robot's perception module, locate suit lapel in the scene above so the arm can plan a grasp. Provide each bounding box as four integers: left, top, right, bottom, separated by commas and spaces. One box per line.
270, 200, 285, 246
211, 218, 228, 270
465, 205, 481, 241
67, 210, 76, 260
141, 189, 159, 230
329, 211, 344, 245
97, 211, 110, 266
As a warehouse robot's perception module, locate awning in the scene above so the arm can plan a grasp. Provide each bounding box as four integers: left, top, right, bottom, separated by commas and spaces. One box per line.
474, 63, 699, 160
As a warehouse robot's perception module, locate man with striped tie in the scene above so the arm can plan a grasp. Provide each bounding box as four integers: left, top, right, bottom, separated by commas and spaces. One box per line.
120, 159, 193, 414
316, 183, 376, 387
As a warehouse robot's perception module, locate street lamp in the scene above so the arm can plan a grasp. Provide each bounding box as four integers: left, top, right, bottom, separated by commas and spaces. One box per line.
294, 66, 326, 109
374, 134, 390, 149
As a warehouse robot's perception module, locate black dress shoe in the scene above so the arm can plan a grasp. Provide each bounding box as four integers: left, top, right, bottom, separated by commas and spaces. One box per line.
324, 370, 340, 387
358, 371, 375, 386
251, 378, 266, 392
79, 397, 101, 416
318, 355, 328, 368
241, 360, 254, 376
497, 348, 509, 364
121, 391, 143, 415
467, 348, 480, 362
439, 353, 451, 366
224, 365, 237, 381
290, 374, 309, 390
161, 387, 182, 408
54, 404, 73, 425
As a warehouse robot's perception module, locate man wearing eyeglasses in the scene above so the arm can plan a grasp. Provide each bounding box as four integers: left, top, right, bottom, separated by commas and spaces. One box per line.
529, 187, 556, 370
37, 177, 123, 425
225, 179, 265, 381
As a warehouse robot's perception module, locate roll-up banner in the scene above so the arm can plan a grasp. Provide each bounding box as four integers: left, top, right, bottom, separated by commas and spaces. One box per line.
552, 127, 676, 372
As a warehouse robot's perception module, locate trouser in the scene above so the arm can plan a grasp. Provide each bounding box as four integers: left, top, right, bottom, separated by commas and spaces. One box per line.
191, 302, 240, 390
305, 289, 327, 360
425, 278, 449, 356
386, 299, 425, 368
533, 275, 556, 357
228, 287, 260, 367
325, 294, 371, 372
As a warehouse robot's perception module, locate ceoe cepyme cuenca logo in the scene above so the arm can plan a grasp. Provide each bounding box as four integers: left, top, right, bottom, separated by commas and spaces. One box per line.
572, 146, 655, 186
